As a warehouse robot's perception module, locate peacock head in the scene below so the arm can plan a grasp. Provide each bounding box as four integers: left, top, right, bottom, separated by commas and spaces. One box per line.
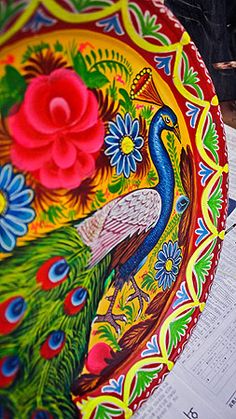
130, 68, 181, 142
152, 106, 181, 142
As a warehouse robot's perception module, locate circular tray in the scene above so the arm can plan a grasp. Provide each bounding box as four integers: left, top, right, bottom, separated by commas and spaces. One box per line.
0, 1, 228, 418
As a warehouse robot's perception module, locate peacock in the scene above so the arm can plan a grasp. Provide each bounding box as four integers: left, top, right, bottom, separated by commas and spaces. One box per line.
0, 68, 181, 418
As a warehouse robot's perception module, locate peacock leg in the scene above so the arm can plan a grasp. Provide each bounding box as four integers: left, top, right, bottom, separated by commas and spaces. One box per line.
95, 286, 126, 334
127, 276, 150, 316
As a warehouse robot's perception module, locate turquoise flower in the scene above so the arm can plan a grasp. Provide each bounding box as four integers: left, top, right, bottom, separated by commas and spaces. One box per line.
0, 164, 35, 252
105, 113, 144, 178
155, 240, 182, 290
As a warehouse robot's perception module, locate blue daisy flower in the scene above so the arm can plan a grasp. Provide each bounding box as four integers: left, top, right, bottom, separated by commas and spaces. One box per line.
154, 240, 182, 290
105, 113, 144, 178
0, 164, 35, 253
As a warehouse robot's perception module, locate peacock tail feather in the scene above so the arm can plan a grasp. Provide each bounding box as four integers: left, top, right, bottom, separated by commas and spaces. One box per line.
0, 225, 111, 418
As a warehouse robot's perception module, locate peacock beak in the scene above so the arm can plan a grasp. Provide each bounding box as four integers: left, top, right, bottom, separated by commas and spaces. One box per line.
173, 124, 181, 142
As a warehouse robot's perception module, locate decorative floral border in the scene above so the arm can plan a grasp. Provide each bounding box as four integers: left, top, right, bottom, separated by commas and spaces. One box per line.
0, 1, 228, 418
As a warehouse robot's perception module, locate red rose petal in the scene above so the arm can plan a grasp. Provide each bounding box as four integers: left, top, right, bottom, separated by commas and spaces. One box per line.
9, 105, 53, 149
59, 153, 95, 189
49, 97, 71, 127
48, 69, 89, 124
11, 143, 52, 171
52, 138, 77, 169
25, 69, 89, 134
71, 120, 105, 153
39, 160, 63, 189
70, 91, 99, 132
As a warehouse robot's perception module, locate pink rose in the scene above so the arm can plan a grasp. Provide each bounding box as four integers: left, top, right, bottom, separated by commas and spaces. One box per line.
9, 69, 104, 189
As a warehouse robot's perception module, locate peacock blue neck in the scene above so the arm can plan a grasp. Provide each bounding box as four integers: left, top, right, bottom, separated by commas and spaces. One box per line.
120, 108, 175, 277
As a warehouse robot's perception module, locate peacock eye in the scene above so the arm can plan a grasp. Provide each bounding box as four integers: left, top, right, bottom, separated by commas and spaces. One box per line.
31, 409, 52, 419
36, 256, 70, 290
48, 331, 65, 350
5, 297, 27, 323
40, 330, 66, 359
48, 259, 70, 283
0, 296, 27, 334
64, 287, 88, 316
164, 116, 170, 124
71, 288, 87, 306
1, 356, 19, 377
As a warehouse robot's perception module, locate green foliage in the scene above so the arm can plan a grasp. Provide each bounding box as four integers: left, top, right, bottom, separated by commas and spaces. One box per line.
140, 105, 154, 124
107, 78, 118, 100
203, 113, 219, 163
141, 272, 158, 293
0, 65, 26, 117
85, 48, 133, 82
91, 190, 106, 210
22, 41, 50, 63
129, 368, 160, 404
69, 0, 112, 12
168, 309, 194, 354
40, 205, 65, 224
0, 226, 112, 417
208, 177, 223, 225
129, 3, 169, 45
119, 88, 136, 117
72, 51, 109, 89
0, 0, 26, 30
182, 52, 203, 99
95, 404, 122, 419
146, 169, 158, 187
97, 324, 121, 351
194, 241, 216, 297
54, 40, 63, 52
166, 132, 184, 193
108, 175, 130, 195
119, 294, 138, 325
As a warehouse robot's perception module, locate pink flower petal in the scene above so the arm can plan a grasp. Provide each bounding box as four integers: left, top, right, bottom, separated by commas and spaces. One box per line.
52, 138, 77, 169
49, 97, 71, 127
11, 143, 51, 171
71, 120, 105, 153
25, 69, 89, 134
59, 153, 95, 189
70, 91, 99, 132
9, 104, 53, 148
39, 160, 63, 189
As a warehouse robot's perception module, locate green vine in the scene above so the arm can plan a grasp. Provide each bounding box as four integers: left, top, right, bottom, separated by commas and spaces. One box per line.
166, 132, 185, 193
203, 113, 219, 164
182, 52, 203, 99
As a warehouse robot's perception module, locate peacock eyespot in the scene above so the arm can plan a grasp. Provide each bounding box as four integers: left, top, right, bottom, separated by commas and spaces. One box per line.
40, 330, 66, 359
64, 287, 88, 316
0, 356, 19, 388
31, 409, 53, 419
0, 296, 27, 334
36, 256, 70, 290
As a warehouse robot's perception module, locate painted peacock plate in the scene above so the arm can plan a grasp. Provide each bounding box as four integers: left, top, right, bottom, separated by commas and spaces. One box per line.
0, 1, 228, 418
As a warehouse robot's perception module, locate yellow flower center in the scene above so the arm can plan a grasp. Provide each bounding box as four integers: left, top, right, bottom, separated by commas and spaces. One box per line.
165, 259, 173, 272
120, 136, 135, 154
0, 191, 7, 215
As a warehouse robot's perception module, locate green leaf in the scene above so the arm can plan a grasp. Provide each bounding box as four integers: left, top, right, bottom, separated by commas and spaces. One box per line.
208, 177, 223, 225
141, 272, 158, 292
194, 241, 216, 297
72, 51, 88, 80
85, 71, 109, 89
97, 324, 121, 351
203, 113, 219, 163
95, 404, 122, 419
129, 368, 160, 404
54, 40, 63, 52
0, 65, 26, 116
147, 169, 158, 187
168, 309, 194, 354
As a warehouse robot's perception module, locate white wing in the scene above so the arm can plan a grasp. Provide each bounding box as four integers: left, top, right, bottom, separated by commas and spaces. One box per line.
76, 188, 162, 267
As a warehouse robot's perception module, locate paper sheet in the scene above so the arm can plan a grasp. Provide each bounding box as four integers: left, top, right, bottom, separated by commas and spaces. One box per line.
135, 125, 236, 419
